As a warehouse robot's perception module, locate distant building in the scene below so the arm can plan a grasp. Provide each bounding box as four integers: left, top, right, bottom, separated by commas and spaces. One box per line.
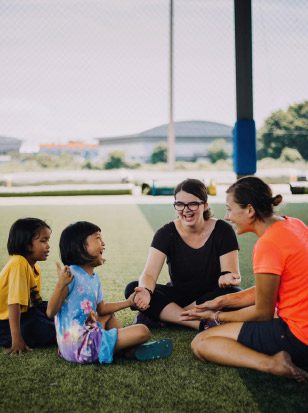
39, 141, 99, 160
97, 120, 232, 162
0, 136, 23, 154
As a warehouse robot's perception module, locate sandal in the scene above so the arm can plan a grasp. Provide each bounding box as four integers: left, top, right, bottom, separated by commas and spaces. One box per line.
133, 339, 173, 361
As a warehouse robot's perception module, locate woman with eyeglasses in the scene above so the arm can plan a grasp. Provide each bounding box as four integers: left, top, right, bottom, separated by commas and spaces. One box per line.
124, 178, 241, 330
181, 177, 308, 382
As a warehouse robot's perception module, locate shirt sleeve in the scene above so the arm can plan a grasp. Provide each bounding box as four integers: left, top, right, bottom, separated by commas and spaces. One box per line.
151, 224, 172, 255
253, 238, 284, 275
67, 274, 76, 295
215, 220, 239, 256
8, 259, 30, 306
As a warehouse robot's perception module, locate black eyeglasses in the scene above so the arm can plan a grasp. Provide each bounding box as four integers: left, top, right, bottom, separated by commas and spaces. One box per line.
173, 201, 205, 211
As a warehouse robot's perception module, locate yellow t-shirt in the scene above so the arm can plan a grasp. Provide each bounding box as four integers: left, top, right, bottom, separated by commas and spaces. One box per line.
0, 255, 42, 320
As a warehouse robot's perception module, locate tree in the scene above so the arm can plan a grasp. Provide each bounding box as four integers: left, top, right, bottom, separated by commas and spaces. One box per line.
207, 139, 229, 163
150, 143, 167, 164
280, 147, 303, 162
257, 100, 308, 160
104, 150, 126, 169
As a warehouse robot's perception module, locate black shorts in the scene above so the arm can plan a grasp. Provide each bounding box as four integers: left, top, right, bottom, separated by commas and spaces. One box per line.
238, 317, 308, 367
125, 281, 241, 320
0, 301, 56, 348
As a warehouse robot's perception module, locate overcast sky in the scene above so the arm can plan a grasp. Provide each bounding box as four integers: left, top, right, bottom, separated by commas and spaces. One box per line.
0, 0, 307, 145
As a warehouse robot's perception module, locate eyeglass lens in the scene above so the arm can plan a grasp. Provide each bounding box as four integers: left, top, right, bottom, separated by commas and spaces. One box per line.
174, 202, 203, 211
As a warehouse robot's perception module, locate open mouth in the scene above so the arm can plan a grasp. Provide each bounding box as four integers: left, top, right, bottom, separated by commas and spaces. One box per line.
183, 212, 195, 221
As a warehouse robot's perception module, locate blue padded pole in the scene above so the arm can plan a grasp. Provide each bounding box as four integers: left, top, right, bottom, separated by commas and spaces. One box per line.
233, 120, 256, 175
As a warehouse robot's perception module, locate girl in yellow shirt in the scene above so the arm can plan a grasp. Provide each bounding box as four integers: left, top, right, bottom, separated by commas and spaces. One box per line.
0, 218, 56, 354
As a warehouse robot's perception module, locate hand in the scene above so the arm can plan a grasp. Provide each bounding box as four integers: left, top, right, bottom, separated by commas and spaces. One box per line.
133, 287, 151, 311
127, 292, 137, 307
5, 337, 32, 355
195, 295, 225, 311
218, 272, 241, 288
56, 262, 74, 289
180, 308, 215, 322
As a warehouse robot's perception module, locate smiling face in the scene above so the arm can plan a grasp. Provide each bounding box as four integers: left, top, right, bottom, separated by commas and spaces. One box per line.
84, 231, 105, 267
28, 227, 51, 263
174, 190, 207, 227
225, 192, 254, 235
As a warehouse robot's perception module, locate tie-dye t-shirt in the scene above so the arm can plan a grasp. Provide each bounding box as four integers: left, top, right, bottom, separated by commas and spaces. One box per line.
55, 265, 117, 364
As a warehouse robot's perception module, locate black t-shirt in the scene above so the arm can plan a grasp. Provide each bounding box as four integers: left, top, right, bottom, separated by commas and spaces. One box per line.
151, 220, 239, 297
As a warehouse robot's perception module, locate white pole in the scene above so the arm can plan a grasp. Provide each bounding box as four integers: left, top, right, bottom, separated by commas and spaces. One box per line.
168, 0, 175, 170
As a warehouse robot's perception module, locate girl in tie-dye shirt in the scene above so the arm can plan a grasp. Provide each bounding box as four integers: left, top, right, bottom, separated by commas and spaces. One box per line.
47, 221, 172, 364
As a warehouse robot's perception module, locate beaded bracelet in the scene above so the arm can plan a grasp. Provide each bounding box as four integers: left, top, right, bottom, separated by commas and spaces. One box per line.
213, 311, 222, 325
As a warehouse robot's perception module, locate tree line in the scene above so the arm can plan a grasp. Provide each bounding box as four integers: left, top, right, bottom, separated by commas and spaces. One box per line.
257, 100, 308, 161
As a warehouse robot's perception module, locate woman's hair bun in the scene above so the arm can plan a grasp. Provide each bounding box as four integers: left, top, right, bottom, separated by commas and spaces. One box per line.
271, 194, 283, 206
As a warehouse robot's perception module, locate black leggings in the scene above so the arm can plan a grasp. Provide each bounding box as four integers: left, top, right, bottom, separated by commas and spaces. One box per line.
125, 281, 241, 320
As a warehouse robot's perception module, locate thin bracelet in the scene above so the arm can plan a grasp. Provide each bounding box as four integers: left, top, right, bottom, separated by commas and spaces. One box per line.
214, 311, 222, 325
144, 287, 153, 297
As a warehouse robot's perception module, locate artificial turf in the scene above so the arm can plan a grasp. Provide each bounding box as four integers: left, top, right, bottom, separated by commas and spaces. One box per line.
0, 202, 307, 413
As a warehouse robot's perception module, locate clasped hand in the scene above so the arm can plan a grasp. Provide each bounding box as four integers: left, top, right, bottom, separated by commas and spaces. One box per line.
127, 291, 137, 307
180, 308, 215, 322
218, 272, 241, 288
132, 287, 151, 311
180, 295, 224, 321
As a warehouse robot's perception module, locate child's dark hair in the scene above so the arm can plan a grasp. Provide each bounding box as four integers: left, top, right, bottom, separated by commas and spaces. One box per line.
7, 218, 51, 256
174, 178, 212, 220
60, 221, 101, 266
226, 176, 283, 221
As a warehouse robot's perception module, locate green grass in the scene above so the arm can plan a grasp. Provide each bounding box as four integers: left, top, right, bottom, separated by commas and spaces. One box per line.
0, 203, 307, 413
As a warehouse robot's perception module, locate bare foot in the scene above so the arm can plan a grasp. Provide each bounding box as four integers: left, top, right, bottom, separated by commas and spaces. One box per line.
269, 351, 308, 383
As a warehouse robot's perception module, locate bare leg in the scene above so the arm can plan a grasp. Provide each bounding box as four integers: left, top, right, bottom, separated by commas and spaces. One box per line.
96, 314, 122, 329
184, 301, 196, 310
106, 314, 122, 330
191, 323, 308, 383
96, 314, 111, 329
159, 302, 200, 330
114, 324, 150, 353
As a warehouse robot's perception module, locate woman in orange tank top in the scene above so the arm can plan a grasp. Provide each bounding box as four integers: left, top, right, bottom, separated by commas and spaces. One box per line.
181, 176, 308, 382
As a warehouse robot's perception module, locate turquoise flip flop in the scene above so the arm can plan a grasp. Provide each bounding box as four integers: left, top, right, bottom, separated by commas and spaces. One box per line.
134, 339, 173, 361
